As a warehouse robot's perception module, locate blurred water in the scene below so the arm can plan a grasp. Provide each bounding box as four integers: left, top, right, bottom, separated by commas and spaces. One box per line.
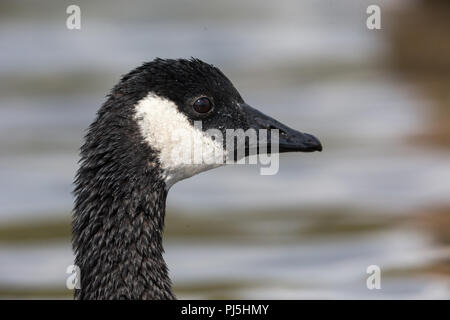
0, 0, 449, 299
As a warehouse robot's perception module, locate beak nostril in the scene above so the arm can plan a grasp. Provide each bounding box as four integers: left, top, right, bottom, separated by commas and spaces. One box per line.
268, 125, 287, 137
250, 108, 321, 152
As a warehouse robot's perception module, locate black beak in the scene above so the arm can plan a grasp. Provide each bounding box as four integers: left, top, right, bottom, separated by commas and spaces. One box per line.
241, 103, 322, 153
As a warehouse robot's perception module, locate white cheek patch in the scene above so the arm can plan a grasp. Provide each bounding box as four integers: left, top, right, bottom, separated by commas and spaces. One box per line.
134, 93, 226, 188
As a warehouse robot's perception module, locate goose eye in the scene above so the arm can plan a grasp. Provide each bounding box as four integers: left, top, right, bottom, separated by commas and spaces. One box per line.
192, 97, 212, 113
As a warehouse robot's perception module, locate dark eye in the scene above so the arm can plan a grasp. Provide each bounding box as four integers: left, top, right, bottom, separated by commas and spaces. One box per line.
192, 97, 212, 114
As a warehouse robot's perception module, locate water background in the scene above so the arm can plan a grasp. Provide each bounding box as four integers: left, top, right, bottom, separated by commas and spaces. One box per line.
0, 0, 449, 298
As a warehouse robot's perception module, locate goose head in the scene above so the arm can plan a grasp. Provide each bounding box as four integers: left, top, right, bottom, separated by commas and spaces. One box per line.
73, 57, 322, 300
109, 58, 322, 188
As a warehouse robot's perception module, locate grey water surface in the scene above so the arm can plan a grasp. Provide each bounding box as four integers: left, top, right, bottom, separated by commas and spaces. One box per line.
0, 0, 449, 298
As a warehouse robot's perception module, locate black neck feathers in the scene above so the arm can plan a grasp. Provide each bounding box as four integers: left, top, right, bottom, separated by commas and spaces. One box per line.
72, 93, 175, 300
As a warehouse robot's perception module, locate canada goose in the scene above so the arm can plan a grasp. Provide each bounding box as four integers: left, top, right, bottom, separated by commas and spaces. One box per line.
72, 58, 322, 299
